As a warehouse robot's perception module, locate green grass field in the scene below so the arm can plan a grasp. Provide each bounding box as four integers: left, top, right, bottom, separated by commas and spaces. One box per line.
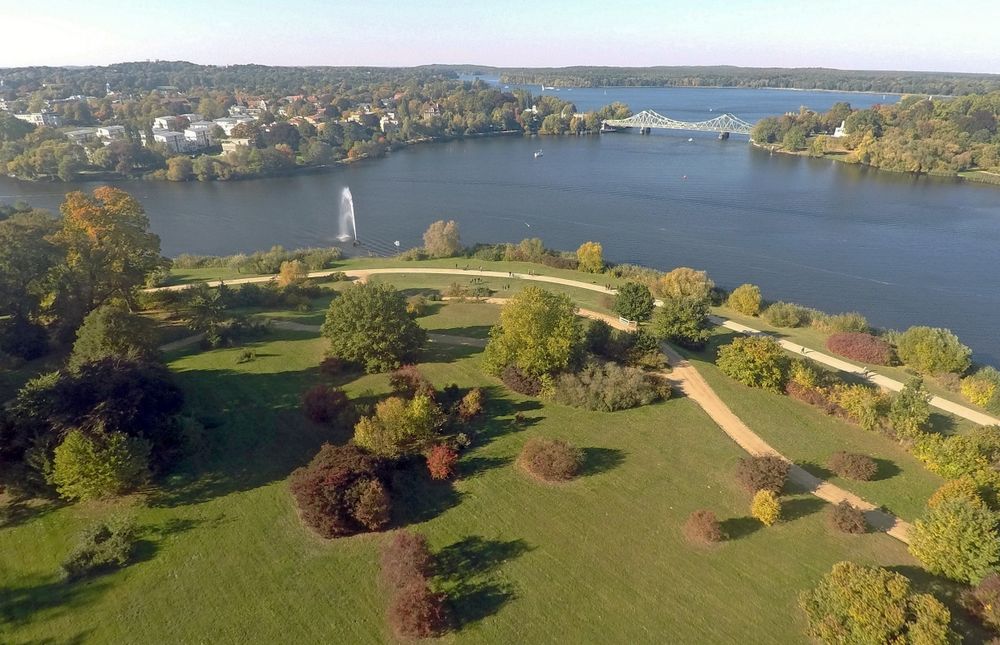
5, 302, 971, 644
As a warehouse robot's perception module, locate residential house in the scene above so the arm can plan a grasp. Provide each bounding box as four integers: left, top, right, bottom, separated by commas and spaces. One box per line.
141, 128, 185, 153
14, 112, 62, 127
212, 115, 256, 136
153, 115, 183, 131
221, 138, 252, 154
65, 128, 98, 144
96, 125, 127, 141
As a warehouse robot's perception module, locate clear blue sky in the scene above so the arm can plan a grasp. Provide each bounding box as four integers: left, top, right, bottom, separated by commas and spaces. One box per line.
2, 0, 997, 73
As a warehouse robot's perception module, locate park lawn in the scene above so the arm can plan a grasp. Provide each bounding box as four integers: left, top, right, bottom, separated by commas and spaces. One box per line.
164, 266, 256, 285
715, 305, 994, 428
416, 302, 500, 339
682, 330, 945, 522
1, 305, 950, 644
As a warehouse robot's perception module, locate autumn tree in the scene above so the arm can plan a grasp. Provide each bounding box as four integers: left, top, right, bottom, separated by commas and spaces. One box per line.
278, 260, 308, 287
726, 283, 762, 316
896, 326, 972, 375
482, 286, 580, 377
354, 394, 442, 458
575, 241, 604, 273
909, 494, 1000, 584
422, 220, 461, 258
54, 187, 164, 316
716, 336, 788, 391
321, 282, 426, 373
653, 267, 714, 301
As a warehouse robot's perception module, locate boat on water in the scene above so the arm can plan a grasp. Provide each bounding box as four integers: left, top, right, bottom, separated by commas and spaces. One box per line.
533, 150, 543, 159
687, 137, 694, 142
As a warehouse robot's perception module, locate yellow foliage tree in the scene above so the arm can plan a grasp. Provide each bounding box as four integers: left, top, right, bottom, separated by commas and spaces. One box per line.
751, 489, 781, 526
575, 241, 604, 273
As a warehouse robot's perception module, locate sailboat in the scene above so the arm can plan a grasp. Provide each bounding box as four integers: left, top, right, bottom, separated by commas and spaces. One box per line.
534, 149, 543, 159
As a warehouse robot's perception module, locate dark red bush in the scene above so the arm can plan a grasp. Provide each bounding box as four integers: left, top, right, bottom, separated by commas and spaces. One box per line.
388, 581, 448, 639
734, 455, 790, 494
288, 443, 390, 538
390, 365, 436, 399
829, 500, 867, 534
826, 332, 892, 366
302, 384, 350, 424
319, 355, 347, 376
380, 531, 433, 588
426, 445, 459, 480
501, 365, 542, 396
683, 510, 726, 544
827, 451, 878, 481
964, 573, 1000, 632
519, 437, 583, 481
785, 381, 838, 414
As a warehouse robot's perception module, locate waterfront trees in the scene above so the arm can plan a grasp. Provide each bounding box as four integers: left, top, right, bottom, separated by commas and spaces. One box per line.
422, 220, 462, 258
612, 281, 655, 322
575, 241, 604, 273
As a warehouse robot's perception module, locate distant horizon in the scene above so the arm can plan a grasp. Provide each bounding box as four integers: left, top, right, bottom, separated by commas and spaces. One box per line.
3, 0, 998, 74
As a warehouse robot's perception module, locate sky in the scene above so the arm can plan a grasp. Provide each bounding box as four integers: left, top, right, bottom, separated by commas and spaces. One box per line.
1, 0, 998, 74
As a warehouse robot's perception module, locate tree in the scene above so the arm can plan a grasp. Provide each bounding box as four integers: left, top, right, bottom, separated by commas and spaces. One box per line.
422, 220, 461, 258
751, 489, 781, 526
909, 495, 1000, 584
277, 259, 308, 287
426, 444, 459, 480
51, 430, 150, 500
482, 286, 580, 377
889, 377, 931, 439
782, 126, 807, 150
69, 303, 158, 370
321, 282, 426, 373
800, 562, 957, 645
353, 394, 442, 458
716, 336, 787, 391
612, 281, 654, 322
575, 241, 604, 273
653, 267, 714, 301
726, 283, 762, 316
896, 326, 972, 375
0, 209, 63, 319
54, 187, 164, 314
650, 296, 711, 349
165, 156, 193, 181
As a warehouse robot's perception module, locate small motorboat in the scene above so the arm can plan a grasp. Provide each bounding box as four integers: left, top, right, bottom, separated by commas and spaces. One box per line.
534, 150, 543, 159
687, 137, 694, 142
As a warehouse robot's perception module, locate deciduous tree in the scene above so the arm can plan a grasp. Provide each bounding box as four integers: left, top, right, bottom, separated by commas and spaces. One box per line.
575, 241, 604, 273
482, 286, 579, 377
612, 281, 654, 322
422, 220, 461, 258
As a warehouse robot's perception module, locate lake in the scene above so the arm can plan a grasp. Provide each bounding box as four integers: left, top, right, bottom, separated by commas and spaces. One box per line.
2, 87, 999, 365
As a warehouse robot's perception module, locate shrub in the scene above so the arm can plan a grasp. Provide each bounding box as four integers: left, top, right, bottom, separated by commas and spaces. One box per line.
928, 477, 982, 509
61, 515, 137, 580
387, 580, 448, 639
380, 530, 433, 588
962, 366, 1000, 412
683, 509, 725, 544
814, 311, 869, 334
652, 267, 714, 301
800, 562, 957, 645
751, 489, 781, 526
302, 384, 350, 424
519, 437, 583, 482
825, 332, 892, 365
762, 301, 811, 327
829, 501, 867, 534
896, 326, 972, 375
426, 445, 459, 480
726, 283, 762, 316
235, 349, 256, 364
321, 282, 426, 374
482, 287, 580, 377
786, 381, 838, 413
612, 281, 655, 322
830, 384, 889, 433
650, 296, 711, 349
319, 355, 348, 376
354, 395, 442, 459
889, 377, 931, 439
554, 361, 668, 412
405, 294, 429, 317
964, 573, 1000, 632
501, 365, 542, 396
457, 388, 485, 421
716, 336, 788, 392
277, 259, 308, 287
389, 365, 436, 399
827, 452, 877, 481
909, 495, 1000, 584
912, 427, 1000, 480
735, 455, 790, 494
288, 443, 390, 538
51, 430, 151, 501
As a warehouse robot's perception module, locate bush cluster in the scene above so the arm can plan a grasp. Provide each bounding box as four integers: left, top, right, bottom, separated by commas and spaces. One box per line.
501, 365, 542, 396
173, 245, 343, 273
735, 455, 790, 494
812, 311, 869, 334
425, 444, 459, 480
726, 283, 762, 316
762, 302, 812, 327
519, 437, 584, 482
829, 501, 867, 534
554, 361, 669, 412
961, 366, 1000, 413
716, 336, 788, 392
61, 516, 138, 580
288, 443, 390, 538
896, 325, 972, 375
830, 384, 890, 433
683, 510, 726, 544
827, 452, 878, 481
379, 531, 447, 639
825, 332, 892, 365
302, 385, 350, 424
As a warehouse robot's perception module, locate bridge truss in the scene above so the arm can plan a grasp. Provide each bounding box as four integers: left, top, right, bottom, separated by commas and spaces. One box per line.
603, 110, 754, 135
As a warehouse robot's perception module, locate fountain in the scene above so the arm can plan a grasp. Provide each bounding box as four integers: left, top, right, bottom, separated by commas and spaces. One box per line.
336, 187, 357, 242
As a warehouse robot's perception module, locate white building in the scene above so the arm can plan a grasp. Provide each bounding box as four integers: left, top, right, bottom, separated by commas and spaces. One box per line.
212, 115, 255, 136
0, 99, 10, 112
832, 120, 848, 138
179, 113, 203, 124
96, 125, 127, 141
142, 128, 185, 153
153, 115, 183, 131
14, 112, 62, 127
65, 128, 98, 144
184, 126, 215, 149
380, 114, 399, 134
221, 138, 252, 154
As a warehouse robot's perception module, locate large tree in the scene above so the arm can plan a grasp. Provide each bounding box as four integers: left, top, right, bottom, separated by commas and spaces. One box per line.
909, 494, 1000, 584
321, 282, 426, 373
482, 286, 580, 377
651, 296, 711, 349
68, 304, 159, 370
422, 220, 461, 258
612, 281, 655, 323
54, 187, 164, 315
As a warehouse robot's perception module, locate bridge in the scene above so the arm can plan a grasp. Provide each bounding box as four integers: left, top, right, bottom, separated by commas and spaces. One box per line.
602, 110, 754, 136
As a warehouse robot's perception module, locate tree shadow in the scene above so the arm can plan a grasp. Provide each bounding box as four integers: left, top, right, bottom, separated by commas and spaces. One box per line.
719, 516, 760, 540
798, 461, 834, 481
889, 564, 992, 643
0, 494, 66, 531
926, 412, 958, 436
420, 342, 483, 364
434, 536, 533, 629
0, 574, 111, 628
431, 325, 493, 340
389, 463, 463, 527
872, 458, 901, 481
782, 496, 827, 521
579, 447, 626, 477
458, 455, 512, 479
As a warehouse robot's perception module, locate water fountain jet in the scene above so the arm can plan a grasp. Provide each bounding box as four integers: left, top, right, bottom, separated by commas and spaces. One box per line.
336, 187, 357, 242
